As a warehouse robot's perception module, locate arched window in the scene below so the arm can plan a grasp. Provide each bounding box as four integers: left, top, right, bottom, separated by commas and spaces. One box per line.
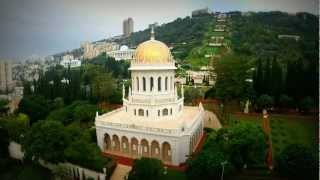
134, 109, 136, 115
136, 77, 139, 91
146, 110, 149, 117
150, 77, 154, 91
158, 77, 161, 91
165, 77, 168, 90
158, 110, 160, 116
162, 108, 168, 116
170, 108, 172, 115
143, 77, 146, 91
170, 77, 173, 90
138, 109, 144, 116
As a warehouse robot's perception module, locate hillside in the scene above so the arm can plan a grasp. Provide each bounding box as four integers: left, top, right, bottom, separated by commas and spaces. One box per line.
115, 15, 213, 62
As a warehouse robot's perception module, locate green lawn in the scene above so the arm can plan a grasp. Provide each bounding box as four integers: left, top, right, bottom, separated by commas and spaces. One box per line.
231, 114, 318, 156
163, 169, 187, 180
0, 160, 53, 180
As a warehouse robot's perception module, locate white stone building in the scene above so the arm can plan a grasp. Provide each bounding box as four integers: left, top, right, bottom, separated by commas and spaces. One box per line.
95, 29, 204, 166
62, 54, 74, 61
107, 45, 135, 61
60, 59, 81, 68
81, 41, 120, 60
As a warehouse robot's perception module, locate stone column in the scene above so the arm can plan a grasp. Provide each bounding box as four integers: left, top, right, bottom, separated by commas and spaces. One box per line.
146, 75, 150, 93
161, 75, 165, 93
138, 144, 141, 156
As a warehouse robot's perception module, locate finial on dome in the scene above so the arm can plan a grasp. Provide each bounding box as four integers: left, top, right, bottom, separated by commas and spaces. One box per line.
150, 26, 155, 40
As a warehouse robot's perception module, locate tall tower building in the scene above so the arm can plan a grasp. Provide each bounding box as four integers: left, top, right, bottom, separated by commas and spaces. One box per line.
123, 17, 134, 37
0, 61, 13, 93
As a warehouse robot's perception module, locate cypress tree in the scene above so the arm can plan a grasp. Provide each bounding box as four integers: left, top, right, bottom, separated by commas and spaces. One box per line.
253, 59, 264, 96
271, 57, 283, 101
285, 61, 297, 99
264, 58, 272, 95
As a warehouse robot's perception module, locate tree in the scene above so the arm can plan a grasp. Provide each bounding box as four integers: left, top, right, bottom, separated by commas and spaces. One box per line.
270, 57, 283, 99
279, 94, 293, 109
263, 58, 272, 94
299, 96, 314, 113
51, 97, 65, 110
219, 123, 267, 168
18, 95, 50, 124
0, 99, 9, 114
276, 144, 317, 180
73, 104, 97, 123
22, 120, 68, 163
257, 94, 274, 110
184, 87, 202, 104
64, 134, 108, 172
46, 107, 73, 125
46, 101, 99, 126
0, 119, 9, 159
253, 59, 264, 96
128, 158, 164, 180
285, 61, 296, 98
3, 113, 30, 143
214, 53, 252, 101
187, 148, 233, 180
92, 73, 116, 102
204, 87, 215, 99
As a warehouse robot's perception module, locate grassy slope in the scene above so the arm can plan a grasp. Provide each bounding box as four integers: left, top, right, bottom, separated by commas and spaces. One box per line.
163, 169, 187, 180
231, 114, 318, 156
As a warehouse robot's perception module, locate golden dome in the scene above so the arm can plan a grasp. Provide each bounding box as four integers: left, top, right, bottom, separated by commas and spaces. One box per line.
134, 39, 172, 64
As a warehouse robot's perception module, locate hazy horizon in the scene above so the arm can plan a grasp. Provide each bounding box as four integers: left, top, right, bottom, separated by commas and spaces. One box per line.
0, 0, 318, 61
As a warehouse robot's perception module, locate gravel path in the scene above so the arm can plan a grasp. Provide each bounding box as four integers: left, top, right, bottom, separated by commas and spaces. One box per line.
204, 110, 222, 129
110, 164, 131, 180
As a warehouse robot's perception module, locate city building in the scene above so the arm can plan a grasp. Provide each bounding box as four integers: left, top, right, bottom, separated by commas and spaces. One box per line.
123, 18, 134, 37
62, 54, 74, 61
192, 7, 211, 17
60, 59, 81, 68
95, 29, 204, 166
107, 45, 135, 61
81, 41, 120, 60
278, 35, 300, 41
0, 61, 14, 93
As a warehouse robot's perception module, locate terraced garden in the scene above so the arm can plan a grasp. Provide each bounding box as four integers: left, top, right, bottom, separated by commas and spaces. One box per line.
186, 17, 230, 70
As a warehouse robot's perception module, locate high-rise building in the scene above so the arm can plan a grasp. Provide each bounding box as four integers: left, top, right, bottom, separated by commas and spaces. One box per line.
0, 61, 13, 93
123, 17, 134, 37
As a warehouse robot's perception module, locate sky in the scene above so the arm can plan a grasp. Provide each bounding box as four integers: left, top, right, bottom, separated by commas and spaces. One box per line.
0, 0, 318, 61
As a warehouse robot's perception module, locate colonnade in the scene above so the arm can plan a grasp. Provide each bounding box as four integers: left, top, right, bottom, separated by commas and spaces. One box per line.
104, 134, 172, 163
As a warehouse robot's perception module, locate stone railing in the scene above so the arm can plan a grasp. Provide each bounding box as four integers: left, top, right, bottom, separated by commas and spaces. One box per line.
131, 97, 178, 104
95, 120, 182, 136
8, 141, 108, 180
